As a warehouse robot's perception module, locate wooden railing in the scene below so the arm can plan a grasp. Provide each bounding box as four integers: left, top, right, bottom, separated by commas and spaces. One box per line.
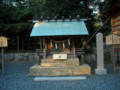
36, 48, 85, 58
75, 48, 85, 55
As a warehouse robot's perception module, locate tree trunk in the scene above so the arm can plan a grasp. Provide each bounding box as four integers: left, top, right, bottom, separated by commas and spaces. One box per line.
17, 35, 19, 53
22, 37, 24, 52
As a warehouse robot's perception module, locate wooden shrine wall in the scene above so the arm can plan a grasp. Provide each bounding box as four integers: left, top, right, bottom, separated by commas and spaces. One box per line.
111, 12, 120, 34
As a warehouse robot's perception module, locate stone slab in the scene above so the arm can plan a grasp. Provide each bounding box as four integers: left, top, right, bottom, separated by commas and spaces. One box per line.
41, 63, 66, 67
41, 58, 80, 66
95, 69, 107, 75
34, 76, 86, 81
29, 64, 91, 76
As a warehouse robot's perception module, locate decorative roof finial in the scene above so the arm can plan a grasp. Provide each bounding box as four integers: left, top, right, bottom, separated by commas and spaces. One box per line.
69, 16, 72, 22
62, 16, 65, 22
54, 16, 57, 22
47, 16, 50, 22
40, 16, 43, 21
76, 15, 80, 21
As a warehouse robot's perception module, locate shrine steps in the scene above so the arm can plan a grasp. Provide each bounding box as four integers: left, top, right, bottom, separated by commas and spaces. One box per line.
29, 64, 91, 76
41, 58, 80, 67
29, 58, 91, 76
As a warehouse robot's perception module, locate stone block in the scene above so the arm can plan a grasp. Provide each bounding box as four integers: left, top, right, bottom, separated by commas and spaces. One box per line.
29, 57, 91, 76
41, 58, 80, 66
29, 64, 91, 76
41, 63, 66, 67
95, 69, 107, 75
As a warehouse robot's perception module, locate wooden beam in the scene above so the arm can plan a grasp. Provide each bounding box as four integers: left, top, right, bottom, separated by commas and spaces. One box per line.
1, 47, 5, 74
38, 38, 42, 65
72, 39, 76, 58
39, 38, 42, 49
112, 46, 116, 74
73, 48, 76, 58
43, 38, 47, 59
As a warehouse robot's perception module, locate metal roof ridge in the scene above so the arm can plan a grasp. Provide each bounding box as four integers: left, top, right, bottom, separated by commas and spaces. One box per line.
29, 18, 90, 23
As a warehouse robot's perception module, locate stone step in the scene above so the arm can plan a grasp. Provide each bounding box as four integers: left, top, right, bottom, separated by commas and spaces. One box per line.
41, 63, 66, 67
41, 58, 79, 63
29, 64, 91, 76
41, 60, 80, 63
41, 62, 79, 67
41, 58, 80, 66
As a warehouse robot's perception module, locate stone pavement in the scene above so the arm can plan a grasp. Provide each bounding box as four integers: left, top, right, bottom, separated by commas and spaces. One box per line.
0, 61, 120, 90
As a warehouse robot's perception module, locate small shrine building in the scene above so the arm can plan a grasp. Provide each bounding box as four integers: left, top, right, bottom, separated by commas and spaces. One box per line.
29, 19, 91, 76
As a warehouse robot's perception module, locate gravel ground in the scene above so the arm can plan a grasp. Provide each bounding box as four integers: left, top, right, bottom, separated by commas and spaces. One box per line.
0, 61, 120, 90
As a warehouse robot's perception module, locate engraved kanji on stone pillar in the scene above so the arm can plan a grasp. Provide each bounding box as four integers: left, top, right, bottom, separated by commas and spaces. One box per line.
95, 33, 107, 75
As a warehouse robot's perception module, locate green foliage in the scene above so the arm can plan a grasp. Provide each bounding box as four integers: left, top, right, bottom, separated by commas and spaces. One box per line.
0, 1, 33, 36
94, 0, 113, 36
0, 3, 12, 23
29, 0, 93, 18
0, 0, 95, 36
0, 0, 114, 51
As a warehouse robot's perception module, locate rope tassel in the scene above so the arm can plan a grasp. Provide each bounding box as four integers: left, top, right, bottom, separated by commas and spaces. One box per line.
55, 43, 58, 49
50, 41, 53, 47
68, 39, 70, 45
63, 42, 65, 48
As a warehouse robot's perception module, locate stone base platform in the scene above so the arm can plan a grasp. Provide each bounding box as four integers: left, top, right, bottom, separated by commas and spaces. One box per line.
41, 58, 80, 67
29, 57, 91, 76
29, 64, 91, 76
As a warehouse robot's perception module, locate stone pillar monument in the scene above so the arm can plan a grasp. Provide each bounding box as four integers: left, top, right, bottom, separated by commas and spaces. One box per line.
95, 33, 107, 75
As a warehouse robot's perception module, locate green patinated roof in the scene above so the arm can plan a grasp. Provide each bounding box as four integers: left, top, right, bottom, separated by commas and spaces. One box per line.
30, 21, 89, 37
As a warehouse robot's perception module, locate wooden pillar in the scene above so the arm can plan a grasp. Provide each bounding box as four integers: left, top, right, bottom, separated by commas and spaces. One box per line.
1, 47, 5, 74
72, 38, 76, 58
81, 52, 84, 64
73, 48, 76, 58
39, 38, 42, 65
39, 38, 42, 49
112, 46, 116, 74
43, 38, 47, 59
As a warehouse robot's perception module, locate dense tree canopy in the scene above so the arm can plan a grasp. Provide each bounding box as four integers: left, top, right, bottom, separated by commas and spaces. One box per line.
0, 0, 115, 52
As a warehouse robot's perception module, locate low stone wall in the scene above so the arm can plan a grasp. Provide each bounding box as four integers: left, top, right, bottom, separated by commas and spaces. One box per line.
0, 53, 39, 62
0, 53, 97, 62
1, 52, 118, 63
84, 54, 96, 62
